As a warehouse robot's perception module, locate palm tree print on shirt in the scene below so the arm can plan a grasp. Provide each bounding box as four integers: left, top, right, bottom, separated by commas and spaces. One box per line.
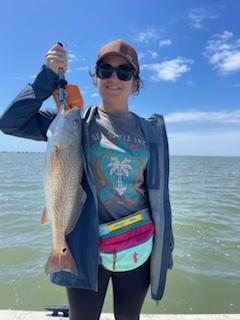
107, 157, 132, 196
89, 134, 148, 206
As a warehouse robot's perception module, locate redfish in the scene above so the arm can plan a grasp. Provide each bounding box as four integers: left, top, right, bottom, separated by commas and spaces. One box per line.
42, 107, 86, 275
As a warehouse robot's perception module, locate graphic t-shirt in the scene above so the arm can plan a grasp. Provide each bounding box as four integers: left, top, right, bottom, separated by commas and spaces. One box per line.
89, 107, 149, 224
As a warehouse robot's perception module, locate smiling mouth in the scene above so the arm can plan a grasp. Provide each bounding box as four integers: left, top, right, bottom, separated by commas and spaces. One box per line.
106, 86, 121, 92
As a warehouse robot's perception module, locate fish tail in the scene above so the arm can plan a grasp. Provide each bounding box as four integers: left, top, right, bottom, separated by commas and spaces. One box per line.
45, 246, 78, 275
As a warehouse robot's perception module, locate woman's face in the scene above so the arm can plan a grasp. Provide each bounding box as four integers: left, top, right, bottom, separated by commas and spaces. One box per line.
96, 54, 137, 112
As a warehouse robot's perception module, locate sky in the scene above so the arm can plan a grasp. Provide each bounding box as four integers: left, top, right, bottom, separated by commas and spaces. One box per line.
0, 0, 239, 156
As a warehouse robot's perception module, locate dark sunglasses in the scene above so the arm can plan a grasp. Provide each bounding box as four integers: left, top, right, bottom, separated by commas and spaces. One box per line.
96, 63, 136, 81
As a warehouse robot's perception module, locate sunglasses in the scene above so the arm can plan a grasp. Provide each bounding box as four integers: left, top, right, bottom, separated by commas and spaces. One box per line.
96, 63, 136, 81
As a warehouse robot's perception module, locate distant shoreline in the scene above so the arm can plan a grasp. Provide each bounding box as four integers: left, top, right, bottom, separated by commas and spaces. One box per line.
0, 151, 44, 154
0, 151, 239, 158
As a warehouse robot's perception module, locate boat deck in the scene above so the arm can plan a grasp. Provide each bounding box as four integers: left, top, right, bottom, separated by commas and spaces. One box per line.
0, 310, 239, 320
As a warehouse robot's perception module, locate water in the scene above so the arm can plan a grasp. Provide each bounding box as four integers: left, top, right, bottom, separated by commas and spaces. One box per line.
0, 152, 239, 313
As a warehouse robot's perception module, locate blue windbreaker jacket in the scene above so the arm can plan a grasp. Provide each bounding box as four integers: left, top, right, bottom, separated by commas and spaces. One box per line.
0, 66, 174, 301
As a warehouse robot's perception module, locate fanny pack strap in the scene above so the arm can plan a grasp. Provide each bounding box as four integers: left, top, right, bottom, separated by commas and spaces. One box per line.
99, 208, 152, 238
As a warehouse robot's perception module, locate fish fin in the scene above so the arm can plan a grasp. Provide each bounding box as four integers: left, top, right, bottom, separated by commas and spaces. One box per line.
41, 208, 48, 224
45, 246, 78, 275
65, 186, 87, 235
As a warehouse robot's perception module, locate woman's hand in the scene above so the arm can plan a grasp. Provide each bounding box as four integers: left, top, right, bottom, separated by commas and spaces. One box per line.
45, 43, 68, 74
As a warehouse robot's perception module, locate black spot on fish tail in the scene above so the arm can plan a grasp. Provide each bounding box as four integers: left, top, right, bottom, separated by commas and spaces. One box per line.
44, 248, 78, 275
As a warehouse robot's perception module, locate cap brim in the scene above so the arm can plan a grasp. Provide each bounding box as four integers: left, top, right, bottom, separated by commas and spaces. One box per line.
96, 52, 138, 72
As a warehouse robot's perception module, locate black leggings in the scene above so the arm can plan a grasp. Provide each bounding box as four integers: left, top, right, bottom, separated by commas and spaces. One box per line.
66, 259, 150, 320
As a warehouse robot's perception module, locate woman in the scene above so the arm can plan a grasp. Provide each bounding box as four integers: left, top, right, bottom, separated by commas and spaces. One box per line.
0, 39, 174, 320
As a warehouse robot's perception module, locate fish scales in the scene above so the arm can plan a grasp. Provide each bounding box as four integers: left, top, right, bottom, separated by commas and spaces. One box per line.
43, 107, 86, 275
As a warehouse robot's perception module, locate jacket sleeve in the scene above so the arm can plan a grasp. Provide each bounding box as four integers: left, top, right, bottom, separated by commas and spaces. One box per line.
0, 66, 58, 141
162, 117, 174, 269
148, 113, 174, 269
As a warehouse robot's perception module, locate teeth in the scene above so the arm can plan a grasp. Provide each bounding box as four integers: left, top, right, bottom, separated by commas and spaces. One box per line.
107, 86, 120, 90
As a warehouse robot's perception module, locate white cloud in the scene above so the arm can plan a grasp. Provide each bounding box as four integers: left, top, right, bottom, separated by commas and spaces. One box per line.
138, 52, 145, 61
168, 130, 240, 156
68, 52, 79, 63
165, 110, 240, 124
142, 57, 193, 82
134, 28, 160, 43
138, 50, 158, 61
134, 30, 172, 49
189, 7, 221, 29
204, 31, 240, 74
147, 50, 158, 59
220, 52, 240, 73
159, 39, 172, 47
164, 103, 240, 157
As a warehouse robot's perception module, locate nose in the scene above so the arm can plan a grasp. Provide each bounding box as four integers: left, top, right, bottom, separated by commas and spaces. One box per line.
109, 70, 118, 80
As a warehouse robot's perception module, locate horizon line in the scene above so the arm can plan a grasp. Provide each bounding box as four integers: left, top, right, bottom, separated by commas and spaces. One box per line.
0, 150, 239, 158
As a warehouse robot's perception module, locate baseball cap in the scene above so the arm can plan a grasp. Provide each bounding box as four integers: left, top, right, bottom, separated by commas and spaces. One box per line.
96, 39, 139, 73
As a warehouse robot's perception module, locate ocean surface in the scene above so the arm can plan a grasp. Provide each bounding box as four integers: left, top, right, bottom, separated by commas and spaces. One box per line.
0, 152, 239, 314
